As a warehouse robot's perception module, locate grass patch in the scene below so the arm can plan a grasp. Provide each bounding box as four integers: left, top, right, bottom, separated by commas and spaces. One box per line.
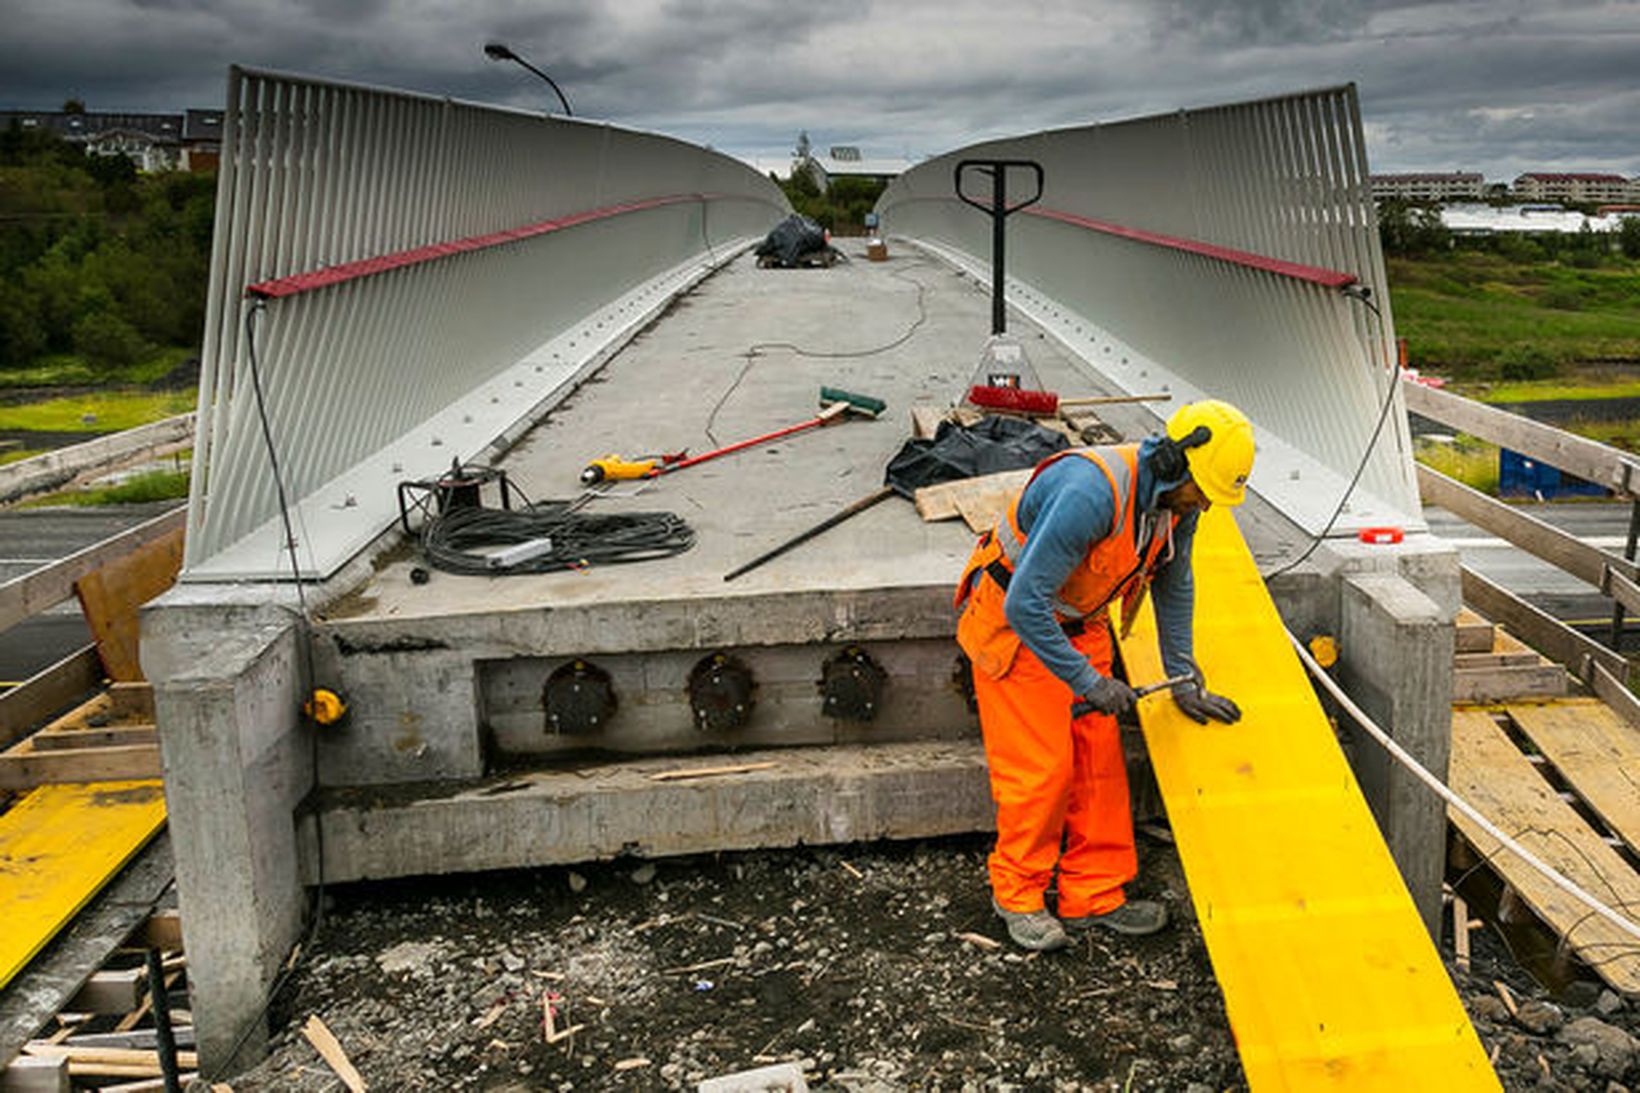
1452, 378, 1640, 403
0, 346, 196, 390
20, 469, 190, 508
1567, 419, 1640, 452
1389, 253, 1640, 378
0, 390, 195, 433
0, 448, 45, 466
1414, 434, 1499, 494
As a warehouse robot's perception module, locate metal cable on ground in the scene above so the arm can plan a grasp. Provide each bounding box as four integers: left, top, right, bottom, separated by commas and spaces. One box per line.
420, 501, 695, 574
1288, 627, 1640, 947
706, 266, 931, 447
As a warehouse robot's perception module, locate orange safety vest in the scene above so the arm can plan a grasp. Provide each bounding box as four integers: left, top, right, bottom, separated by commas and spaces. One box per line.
954, 444, 1177, 681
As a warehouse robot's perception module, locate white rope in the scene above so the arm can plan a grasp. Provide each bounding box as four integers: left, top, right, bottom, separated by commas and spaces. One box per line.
1286, 628, 1640, 948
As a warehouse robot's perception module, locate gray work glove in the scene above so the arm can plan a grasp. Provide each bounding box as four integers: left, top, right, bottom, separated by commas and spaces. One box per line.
1077, 675, 1137, 717
1173, 680, 1241, 724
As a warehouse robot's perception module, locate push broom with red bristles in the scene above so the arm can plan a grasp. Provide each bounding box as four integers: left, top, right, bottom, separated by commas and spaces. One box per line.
966, 384, 1174, 415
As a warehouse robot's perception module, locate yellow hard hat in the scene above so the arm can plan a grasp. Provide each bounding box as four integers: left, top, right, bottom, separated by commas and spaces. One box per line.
1166, 399, 1255, 507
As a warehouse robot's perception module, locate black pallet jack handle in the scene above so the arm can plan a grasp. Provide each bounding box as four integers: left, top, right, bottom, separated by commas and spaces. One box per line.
954, 159, 1044, 335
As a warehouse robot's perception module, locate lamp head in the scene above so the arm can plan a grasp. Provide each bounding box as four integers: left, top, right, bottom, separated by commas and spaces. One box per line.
483, 42, 515, 61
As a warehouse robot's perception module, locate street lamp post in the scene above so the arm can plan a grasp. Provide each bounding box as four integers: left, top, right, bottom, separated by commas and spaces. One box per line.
483, 42, 573, 116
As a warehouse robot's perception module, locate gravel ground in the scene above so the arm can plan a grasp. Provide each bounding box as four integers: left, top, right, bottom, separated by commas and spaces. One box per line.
219, 831, 1638, 1092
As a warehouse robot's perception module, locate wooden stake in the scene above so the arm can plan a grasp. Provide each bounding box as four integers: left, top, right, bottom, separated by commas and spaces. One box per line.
1493, 980, 1519, 1019
649, 761, 776, 782
1453, 895, 1471, 973
955, 931, 1001, 951
300, 1015, 366, 1092
24, 1045, 197, 1070
661, 956, 736, 975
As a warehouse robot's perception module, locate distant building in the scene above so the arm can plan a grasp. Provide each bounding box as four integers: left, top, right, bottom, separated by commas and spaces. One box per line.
0, 107, 220, 172
1440, 202, 1627, 236
796, 143, 911, 192
1371, 172, 1484, 202
1512, 172, 1635, 204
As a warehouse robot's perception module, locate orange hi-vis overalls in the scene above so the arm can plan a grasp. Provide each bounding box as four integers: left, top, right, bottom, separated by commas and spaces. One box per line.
953, 444, 1178, 917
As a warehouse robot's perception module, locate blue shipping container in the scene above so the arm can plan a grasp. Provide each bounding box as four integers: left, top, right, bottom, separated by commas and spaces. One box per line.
1497, 448, 1608, 499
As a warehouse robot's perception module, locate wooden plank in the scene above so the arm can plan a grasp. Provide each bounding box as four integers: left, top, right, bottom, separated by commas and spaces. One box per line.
30, 727, 158, 752
106, 683, 153, 722
2, 1054, 69, 1092
64, 970, 144, 1016
1448, 709, 1640, 994
0, 508, 185, 636
909, 405, 947, 441
0, 834, 172, 1072
37, 694, 113, 734
1603, 565, 1640, 617
0, 744, 163, 791
1590, 661, 1640, 727
23, 1044, 198, 1070
1455, 608, 1494, 654
0, 646, 102, 751
301, 1015, 367, 1092
0, 782, 167, 991
1507, 700, 1640, 857
1419, 465, 1638, 587
72, 528, 184, 683
1460, 566, 1630, 685
649, 761, 777, 782
1454, 650, 1540, 670
1453, 664, 1566, 704
1403, 379, 1640, 496
914, 468, 1030, 523
132, 911, 183, 954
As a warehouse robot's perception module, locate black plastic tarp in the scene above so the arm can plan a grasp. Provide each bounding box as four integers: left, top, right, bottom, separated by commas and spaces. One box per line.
884, 415, 1070, 499
756, 213, 829, 267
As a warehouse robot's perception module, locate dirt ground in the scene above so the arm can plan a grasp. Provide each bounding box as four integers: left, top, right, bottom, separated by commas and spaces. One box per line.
222, 830, 1638, 1092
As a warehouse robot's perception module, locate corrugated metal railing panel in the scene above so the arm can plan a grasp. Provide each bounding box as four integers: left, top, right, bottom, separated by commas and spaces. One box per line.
187, 67, 787, 579
876, 85, 1416, 534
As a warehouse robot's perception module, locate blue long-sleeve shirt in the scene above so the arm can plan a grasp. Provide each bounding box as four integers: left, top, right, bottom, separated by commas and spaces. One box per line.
1001, 437, 1199, 699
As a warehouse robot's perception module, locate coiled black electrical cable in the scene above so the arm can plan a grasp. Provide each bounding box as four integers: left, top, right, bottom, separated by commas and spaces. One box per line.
421, 501, 696, 574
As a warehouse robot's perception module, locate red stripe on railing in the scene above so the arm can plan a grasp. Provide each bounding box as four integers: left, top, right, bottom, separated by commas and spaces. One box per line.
246, 192, 734, 300
1024, 206, 1358, 288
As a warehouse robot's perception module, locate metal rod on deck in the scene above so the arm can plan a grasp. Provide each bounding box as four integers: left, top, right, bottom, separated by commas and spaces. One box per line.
146, 948, 182, 1093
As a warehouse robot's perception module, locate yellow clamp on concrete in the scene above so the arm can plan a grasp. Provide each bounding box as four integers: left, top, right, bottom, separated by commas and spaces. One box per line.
304, 687, 349, 727
1308, 634, 1339, 669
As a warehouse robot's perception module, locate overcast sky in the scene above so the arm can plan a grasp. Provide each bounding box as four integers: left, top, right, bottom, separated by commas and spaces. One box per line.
2, 0, 1636, 181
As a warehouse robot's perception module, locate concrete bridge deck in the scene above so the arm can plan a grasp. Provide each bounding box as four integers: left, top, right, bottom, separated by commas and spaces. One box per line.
328, 239, 1279, 622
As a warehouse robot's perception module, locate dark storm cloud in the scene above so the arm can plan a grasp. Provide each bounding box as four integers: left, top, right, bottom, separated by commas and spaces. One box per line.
0, 0, 1634, 180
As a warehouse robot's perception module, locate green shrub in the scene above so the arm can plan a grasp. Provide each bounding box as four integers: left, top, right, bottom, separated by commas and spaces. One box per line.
71, 310, 150, 371
1497, 343, 1559, 381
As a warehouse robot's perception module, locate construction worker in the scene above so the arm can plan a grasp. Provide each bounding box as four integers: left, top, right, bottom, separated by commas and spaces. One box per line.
954, 400, 1255, 951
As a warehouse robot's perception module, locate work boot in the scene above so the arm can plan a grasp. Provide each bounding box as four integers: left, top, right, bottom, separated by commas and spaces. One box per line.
991, 896, 1070, 952
1063, 899, 1170, 937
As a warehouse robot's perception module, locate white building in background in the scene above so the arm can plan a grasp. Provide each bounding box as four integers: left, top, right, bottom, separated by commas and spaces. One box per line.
1440, 203, 1632, 236
1371, 172, 1485, 201
0, 108, 220, 172
1512, 172, 1636, 204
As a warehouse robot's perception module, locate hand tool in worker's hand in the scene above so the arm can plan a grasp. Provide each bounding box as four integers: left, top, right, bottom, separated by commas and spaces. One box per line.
580, 385, 886, 485
1070, 674, 1195, 719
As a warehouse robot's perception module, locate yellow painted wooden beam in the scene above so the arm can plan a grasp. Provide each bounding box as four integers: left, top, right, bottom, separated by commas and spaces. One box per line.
1119, 506, 1497, 1089
0, 781, 167, 989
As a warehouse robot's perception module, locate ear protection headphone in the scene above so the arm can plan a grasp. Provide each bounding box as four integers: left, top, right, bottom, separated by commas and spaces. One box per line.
1149, 425, 1212, 482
